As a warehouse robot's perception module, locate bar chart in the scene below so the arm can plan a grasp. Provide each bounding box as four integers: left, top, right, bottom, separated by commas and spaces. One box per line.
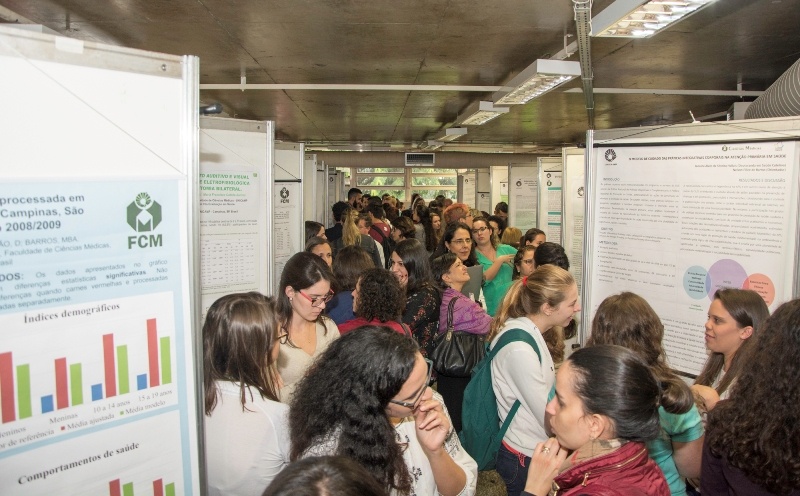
0, 293, 177, 451
109, 477, 176, 496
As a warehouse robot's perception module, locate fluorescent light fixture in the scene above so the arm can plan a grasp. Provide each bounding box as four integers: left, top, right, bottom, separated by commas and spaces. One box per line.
423, 140, 443, 151
457, 101, 510, 126
492, 59, 581, 105
434, 127, 468, 142
592, 0, 717, 38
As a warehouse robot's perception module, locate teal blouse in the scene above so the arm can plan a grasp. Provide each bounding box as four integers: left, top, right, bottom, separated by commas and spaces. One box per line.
475, 243, 517, 316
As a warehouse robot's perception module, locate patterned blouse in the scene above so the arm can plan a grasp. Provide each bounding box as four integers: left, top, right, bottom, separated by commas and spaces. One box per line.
401, 284, 441, 357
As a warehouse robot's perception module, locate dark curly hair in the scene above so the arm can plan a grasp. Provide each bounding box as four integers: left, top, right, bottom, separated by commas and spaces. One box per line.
289, 327, 419, 494
533, 242, 570, 270
588, 292, 693, 415
355, 268, 405, 322
706, 299, 800, 494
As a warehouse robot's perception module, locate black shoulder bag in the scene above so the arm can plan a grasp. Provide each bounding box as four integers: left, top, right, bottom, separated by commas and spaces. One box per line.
430, 295, 487, 377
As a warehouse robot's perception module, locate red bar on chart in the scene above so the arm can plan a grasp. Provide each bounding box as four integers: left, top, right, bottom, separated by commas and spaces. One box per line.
153, 479, 163, 496
0, 352, 16, 423
103, 334, 116, 397
147, 319, 159, 387
55, 358, 69, 410
109, 479, 121, 496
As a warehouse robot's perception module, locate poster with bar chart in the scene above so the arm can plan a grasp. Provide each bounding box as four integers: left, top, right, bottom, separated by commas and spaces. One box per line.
0, 293, 177, 447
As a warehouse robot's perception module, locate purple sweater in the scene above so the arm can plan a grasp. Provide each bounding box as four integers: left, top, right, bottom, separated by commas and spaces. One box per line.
438, 288, 492, 336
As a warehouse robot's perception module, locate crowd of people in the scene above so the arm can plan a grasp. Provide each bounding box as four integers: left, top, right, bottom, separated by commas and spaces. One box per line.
202, 188, 799, 496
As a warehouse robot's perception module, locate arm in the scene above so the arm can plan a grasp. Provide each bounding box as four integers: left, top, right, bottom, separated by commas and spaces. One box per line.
451, 294, 492, 335
481, 253, 515, 282
524, 439, 567, 496
672, 437, 704, 479
415, 395, 474, 496
498, 344, 550, 429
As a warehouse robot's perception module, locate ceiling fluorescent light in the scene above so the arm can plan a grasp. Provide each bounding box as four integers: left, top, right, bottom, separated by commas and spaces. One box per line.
592, 0, 717, 38
492, 59, 581, 105
435, 127, 468, 142
457, 101, 510, 126
423, 140, 443, 151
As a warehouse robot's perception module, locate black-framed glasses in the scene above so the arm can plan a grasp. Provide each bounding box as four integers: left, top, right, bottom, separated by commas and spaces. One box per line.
471, 226, 489, 235
521, 258, 534, 266
297, 290, 334, 307
389, 358, 433, 410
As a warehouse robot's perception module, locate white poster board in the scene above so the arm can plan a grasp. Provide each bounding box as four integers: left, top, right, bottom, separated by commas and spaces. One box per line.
0, 26, 201, 494
199, 118, 272, 314
326, 168, 339, 227
458, 171, 477, 207
585, 119, 800, 377
508, 163, 538, 231
273, 181, 303, 292
562, 147, 586, 355
538, 157, 563, 245
476, 170, 491, 213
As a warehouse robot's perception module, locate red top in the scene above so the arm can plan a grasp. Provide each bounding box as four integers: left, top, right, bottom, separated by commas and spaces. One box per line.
552, 441, 669, 496
338, 317, 407, 336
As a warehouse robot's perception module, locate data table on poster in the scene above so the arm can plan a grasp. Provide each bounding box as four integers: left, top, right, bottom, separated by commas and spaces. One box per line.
200, 237, 257, 289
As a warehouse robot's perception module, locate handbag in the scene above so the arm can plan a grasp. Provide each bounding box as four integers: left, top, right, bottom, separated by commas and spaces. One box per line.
430, 295, 486, 377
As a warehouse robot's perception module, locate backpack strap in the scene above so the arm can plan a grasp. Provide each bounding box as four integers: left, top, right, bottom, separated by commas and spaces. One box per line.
487, 328, 542, 440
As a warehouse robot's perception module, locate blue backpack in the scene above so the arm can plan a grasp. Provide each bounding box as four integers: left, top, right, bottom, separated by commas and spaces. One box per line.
458, 328, 541, 471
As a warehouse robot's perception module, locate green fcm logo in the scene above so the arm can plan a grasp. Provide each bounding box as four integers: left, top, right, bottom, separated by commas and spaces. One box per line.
127, 192, 163, 249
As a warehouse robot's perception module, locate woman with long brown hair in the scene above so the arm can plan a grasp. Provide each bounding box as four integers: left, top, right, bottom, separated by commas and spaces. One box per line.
203, 292, 288, 495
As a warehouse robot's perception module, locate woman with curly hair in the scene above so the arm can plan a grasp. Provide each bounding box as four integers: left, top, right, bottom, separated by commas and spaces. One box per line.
290, 326, 478, 496
203, 292, 289, 495
692, 288, 769, 409
276, 252, 339, 402
326, 245, 374, 325
702, 298, 800, 495
391, 239, 441, 357
588, 292, 704, 495
338, 267, 408, 336
430, 253, 492, 432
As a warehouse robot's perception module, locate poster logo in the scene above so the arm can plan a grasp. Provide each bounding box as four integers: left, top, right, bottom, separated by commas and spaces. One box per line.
604, 149, 617, 162
516, 180, 522, 187
280, 187, 289, 199
577, 186, 584, 197
127, 192, 163, 249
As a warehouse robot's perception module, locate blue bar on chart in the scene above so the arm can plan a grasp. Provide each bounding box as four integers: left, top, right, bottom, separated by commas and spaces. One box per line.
92, 384, 104, 402
137, 374, 148, 391
41, 395, 54, 414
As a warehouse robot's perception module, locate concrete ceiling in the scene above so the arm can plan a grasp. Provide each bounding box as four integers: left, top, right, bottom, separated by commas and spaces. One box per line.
2, 0, 799, 153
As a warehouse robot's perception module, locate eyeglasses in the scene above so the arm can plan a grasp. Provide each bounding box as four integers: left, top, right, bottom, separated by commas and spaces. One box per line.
389, 358, 433, 410
450, 238, 472, 246
521, 258, 534, 265
297, 290, 334, 307
471, 226, 489, 235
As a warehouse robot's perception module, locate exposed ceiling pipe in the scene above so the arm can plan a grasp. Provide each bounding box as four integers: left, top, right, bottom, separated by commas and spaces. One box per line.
744, 57, 800, 119
573, 0, 595, 129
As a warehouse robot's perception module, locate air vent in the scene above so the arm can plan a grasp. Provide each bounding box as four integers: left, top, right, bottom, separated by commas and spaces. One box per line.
405, 153, 435, 166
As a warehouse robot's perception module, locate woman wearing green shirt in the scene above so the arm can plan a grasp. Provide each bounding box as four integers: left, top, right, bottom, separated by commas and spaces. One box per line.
471, 216, 516, 316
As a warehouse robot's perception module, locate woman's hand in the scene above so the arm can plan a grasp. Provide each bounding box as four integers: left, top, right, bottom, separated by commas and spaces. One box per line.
413, 395, 451, 454
497, 254, 514, 265
524, 438, 567, 496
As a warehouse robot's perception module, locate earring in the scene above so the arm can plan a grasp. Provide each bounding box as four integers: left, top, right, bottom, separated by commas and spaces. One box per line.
289, 297, 293, 301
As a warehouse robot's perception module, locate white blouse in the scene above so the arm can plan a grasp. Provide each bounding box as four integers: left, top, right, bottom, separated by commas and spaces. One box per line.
302, 392, 478, 496
204, 381, 290, 496
277, 317, 339, 403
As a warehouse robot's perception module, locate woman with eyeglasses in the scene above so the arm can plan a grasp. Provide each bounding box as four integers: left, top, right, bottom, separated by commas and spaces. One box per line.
472, 216, 517, 316
512, 245, 536, 281
289, 326, 478, 496
391, 239, 442, 357
276, 252, 339, 403
203, 292, 289, 495
431, 221, 486, 307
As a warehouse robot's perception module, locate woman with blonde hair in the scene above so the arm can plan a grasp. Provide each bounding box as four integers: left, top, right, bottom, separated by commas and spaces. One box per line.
588, 292, 704, 495
488, 265, 580, 496
332, 207, 381, 267
500, 226, 521, 248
